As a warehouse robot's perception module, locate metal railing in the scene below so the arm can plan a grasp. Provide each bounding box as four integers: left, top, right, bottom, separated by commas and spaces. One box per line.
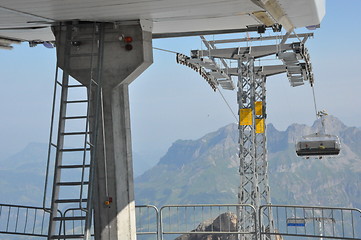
136, 205, 159, 240
51, 205, 159, 239
62, 208, 92, 238
160, 204, 257, 240
260, 204, 361, 240
0, 203, 60, 238
1, 203, 361, 240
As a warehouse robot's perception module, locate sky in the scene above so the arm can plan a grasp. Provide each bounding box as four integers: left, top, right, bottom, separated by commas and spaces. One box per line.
0, 0, 360, 164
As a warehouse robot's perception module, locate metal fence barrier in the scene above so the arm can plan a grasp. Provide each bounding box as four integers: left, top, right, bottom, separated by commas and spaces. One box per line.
160, 204, 257, 240
0, 204, 159, 239
260, 204, 361, 240
0, 203, 54, 238
1, 203, 361, 240
62, 208, 92, 238
59, 205, 159, 239
136, 205, 159, 240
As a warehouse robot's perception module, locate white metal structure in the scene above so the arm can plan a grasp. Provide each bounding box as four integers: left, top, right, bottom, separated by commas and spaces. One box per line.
0, 0, 325, 43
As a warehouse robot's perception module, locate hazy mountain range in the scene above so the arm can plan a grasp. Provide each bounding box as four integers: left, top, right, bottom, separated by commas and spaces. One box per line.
0, 143, 154, 205
135, 115, 361, 209
1, 116, 361, 211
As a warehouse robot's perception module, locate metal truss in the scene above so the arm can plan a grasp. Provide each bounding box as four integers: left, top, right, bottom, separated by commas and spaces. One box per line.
237, 57, 260, 239
237, 57, 273, 239
191, 33, 314, 88
182, 33, 315, 240
253, 73, 274, 238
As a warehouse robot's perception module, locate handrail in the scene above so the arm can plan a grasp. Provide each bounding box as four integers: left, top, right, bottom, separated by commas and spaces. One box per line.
159, 203, 257, 240
136, 205, 159, 239
260, 204, 361, 212
1, 203, 360, 240
43, 60, 60, 211
0, 203, 63, 238
63, 207, 88, 237
259, 204, 361, 240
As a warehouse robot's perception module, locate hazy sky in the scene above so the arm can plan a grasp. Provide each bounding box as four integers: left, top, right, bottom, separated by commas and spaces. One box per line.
0, 1, 360, 162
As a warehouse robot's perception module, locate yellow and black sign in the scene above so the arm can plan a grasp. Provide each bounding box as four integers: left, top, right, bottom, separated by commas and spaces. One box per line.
255, 118, 265, 133
255, 101, 263, 116
240, 108, 252, 125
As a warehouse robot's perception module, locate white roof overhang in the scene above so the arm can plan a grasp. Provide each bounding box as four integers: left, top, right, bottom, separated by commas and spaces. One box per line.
0, 0, 325, 42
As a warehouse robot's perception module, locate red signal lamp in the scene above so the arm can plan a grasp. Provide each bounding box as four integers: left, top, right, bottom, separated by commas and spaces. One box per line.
124, 36, 133, 43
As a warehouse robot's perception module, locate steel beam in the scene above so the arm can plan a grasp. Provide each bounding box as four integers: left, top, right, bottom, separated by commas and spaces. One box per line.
208, 33, 313, 45
224, 65, 286, 77
193, 43, 294, 59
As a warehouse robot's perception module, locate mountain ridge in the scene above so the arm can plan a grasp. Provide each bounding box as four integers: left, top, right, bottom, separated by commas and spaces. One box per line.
1, 116, 360, 210
135, 115, 361, 209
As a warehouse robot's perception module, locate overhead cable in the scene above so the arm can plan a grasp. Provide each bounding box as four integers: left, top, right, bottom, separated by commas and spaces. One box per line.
154, 46, 238, 122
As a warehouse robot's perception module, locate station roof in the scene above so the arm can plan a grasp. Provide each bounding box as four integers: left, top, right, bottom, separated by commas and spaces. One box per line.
0, 0, 325, 42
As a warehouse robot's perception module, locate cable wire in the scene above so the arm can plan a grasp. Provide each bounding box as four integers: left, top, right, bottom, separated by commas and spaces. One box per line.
154, 45, 238, 122
100, 89, 109, 198
292, 30, 303, 42
311, 84, 318, 120
153, 47, 179, 54
216, 85, 238, 122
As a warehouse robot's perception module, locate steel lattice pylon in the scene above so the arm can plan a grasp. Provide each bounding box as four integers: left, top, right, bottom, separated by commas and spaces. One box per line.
237, 57, 273, 240
182, 33, 315, 240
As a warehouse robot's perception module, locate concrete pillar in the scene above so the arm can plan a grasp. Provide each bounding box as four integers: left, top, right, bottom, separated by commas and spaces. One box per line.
53, 21, 153, 239
92, 83, 136, 240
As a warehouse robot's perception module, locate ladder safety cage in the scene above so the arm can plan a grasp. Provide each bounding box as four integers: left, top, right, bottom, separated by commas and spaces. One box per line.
42, 22, 103, 240
61, 208, 95, 238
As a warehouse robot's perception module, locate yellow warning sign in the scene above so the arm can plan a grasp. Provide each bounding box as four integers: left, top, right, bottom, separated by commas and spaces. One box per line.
240, 108, 253, 125
255, 118, 265, 133
255, 101, 263, 115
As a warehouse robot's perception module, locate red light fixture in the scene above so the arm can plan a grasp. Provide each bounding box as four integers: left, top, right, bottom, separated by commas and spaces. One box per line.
124, 36, 133, 43
119, 35, 134, 51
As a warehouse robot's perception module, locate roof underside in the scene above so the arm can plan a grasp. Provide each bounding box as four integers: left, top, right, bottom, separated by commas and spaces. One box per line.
0, 0, 325, 41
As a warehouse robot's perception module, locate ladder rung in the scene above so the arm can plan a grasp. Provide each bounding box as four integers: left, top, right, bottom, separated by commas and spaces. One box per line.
65, 84, 86, 88
70, 52, 98, 57
59, 164, 91, 169
60, 148, 91, 152
62, 131, 91, 135
65, 100, 89, 104
55, 199, 87, 203
63, 116, 88, 119
57, 181, 89, 186
53, 216, 86, 221
51, 235, 84, 239
75, 37, 100, 41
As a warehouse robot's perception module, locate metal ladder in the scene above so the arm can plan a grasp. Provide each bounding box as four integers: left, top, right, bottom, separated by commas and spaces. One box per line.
43, 23, 101, 239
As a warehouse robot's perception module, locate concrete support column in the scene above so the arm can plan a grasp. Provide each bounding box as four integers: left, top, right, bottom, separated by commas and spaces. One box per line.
53, 20, 153, 239
93, 83, 136, 239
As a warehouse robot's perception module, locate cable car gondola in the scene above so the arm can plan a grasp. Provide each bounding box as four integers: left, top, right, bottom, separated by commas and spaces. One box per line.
295, 111, 341, 158
295, 133, 341, 157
